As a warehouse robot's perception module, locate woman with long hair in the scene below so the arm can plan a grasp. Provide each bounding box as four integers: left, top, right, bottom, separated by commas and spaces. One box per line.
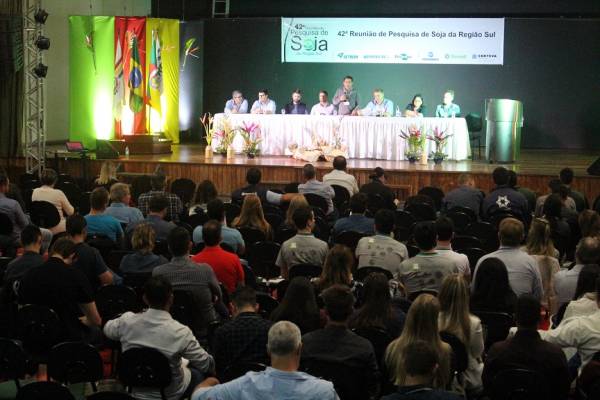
438, 274, 484, 392
349, 272, 405, 338
94, 161, 119, 190
271, 277, 321, 334
579, 210, 600, 239
385, 294, 451, 389
562, 264, 600, 321
471, 258, 517, 314
189, 180, 218, 215
284, 194, 309, 228
231, 194, 273, 240
315, 244, 357, 293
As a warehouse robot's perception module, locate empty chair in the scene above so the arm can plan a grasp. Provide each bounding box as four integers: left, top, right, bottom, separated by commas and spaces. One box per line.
0, 338, 35, 389
465, 113, 483, 160
237, 226, 267, 246
122, 272, 153, 298
418, 187, 445, 212
16, 305, 62, 357
29, 201, 61, 229
451, 235, 482, 251
117, 347, 171, 400
48, 341, 103, 391
222, 362, 268, 383
171, 290, 203, 336
405, 202, 437, 222
56, 182, 83, 212
0, 213, 14, 237
355, 266, 393, 281
489, 368, 549, 400
105, 249, 133, 272
16, 381, 75, 400
303, 193, 329, 215
289, 264, 323, 280
466, 222, 499, 253
170, 178, 196, 207
256, 292, 279, 319
95, 285, 139, 323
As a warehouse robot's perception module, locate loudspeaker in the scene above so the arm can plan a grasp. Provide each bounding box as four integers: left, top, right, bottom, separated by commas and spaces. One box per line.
0, 16, 24, 77
96, 140, 120, 159
587, 157, 600, 176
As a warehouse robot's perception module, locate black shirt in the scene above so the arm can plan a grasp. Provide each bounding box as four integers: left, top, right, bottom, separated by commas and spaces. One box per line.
73, 242, 109, 291
360, 179, 396, 210
231, 184, 269, 205
4, 251, 45, 283
405, 103, 426, 116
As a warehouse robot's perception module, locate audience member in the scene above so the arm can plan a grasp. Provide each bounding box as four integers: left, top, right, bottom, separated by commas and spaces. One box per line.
355, 209, 408, 277
470, 257, 517, 314
137, 175, 183, 222
554, 237, 600, 307
192, 199, 245, 255
192, 321, 338, 400
442, 173, 483, 215
276, 194, 309, 233
128, 194, 177, 242
0, 172, 29, 247
231, 194, 273, 241
560, 167, 588, 212
482, 167, 529, 222
84, 187, 123, 243
104, 276, 214, 400
332, 193, 374, 237
230, 167, 296, 206
105, 183, 144, 224
302, 285, 379, 396
275, 207, 328, 279
119, 223, 168, 274
579, 210, 600, 239
472, 218, 543, 299
398, 221, 458, 295
563, 264, 600, 321
434, 216, 470, 279
4, 225, 45, 284
359, 167, 396, 210
94, 161, 119, 191
482, 295, 569, 400
315, 244, 358, 293
535, 179, 576, 217
271, 277, 321, 334
323, 155, 359, 195
298, 163, 336, 216
507, 170, 537, 214
542, 193, 573, 253
212, 286, 273, 378
192, 220, 245, 294
190, 179, 218, 215
31, 168, 74, 234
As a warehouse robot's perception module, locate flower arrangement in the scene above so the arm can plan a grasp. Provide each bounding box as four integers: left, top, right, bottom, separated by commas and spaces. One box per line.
200, 113, 214, 147
427, 127, 453, 162
399, 125, 426, 161
213, 117, 237, 155
239, 121, 262, 157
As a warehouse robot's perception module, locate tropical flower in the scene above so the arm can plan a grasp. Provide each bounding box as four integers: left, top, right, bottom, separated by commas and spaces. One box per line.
400, 125, 426, 159
239, 122, 262, 156
200, 113, 214, 146
427, 127, 453, 158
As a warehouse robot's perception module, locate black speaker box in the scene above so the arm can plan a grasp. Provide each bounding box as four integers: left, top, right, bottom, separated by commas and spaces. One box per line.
96, 140, 120, 159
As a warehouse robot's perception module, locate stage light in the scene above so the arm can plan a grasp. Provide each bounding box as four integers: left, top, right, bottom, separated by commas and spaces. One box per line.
33, 63, 47, 78
34, 9, 48, 24
35, 36, 50, 50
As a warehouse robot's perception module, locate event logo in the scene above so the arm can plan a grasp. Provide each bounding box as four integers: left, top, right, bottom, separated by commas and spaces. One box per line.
287, 22, 329, 55
290, 36, 328, 51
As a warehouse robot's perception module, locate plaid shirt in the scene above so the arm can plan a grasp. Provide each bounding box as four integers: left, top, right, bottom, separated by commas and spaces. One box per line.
137, 190, 183, 222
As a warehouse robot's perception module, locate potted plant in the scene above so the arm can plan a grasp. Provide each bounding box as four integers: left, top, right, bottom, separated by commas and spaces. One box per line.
239, 122, 261, 158
214, 118, 236, 156
200, 113, 214, 158
427, 127, 453, 164
400, 125, 425, 163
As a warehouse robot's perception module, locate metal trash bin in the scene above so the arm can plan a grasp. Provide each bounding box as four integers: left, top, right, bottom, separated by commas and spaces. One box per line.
485, 99, 524, 163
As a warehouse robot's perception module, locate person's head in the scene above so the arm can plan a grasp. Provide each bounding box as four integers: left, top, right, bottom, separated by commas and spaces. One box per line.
321, 284, 355, 324
559, 167, 574, 185
232, 90, 243, 105
98, 161, 117, 184
143, 276, 173, 310
543, 194, 563, 219
231, 286, 258, 315
246, 167, 262, 185
90, 187, 109, 211
576, 237, 600, 265
411, 94, 423, 109
332, 155, 347, 171
318, 90, 329, 103
573, 264, 600, 300
352, 272, 392, 329
49, 237, 77, 265
342, 75, 353, 91
302, 163, 316, 181
291, 206, 314, 232
374, 209, 395, 235
291, 88, 302, 103
320, 244, 354, 290
548, 178, 563, 194
435, 216, 454, 242
525, 218, 555, 257
471, 257, 514, 306
438, 274, 471, 343
492, 167, 509, 186
110, 183, 131, 204
579, 210, 600, 238
66, 214, 87, 239
372, 88, 384, 103
285, 194, 309, 225
507, 170, 518, 188
150, 174, 166, 191
275, 276, 319, 320
131, 223, 156, 252
349, 193, 368, 214
404, 340, 440, 385
413, 221, 437, 251
258, 89, 269, 101
267, 321, 302, 366
400, 294, 441, 345
0, 172, 8, 192
499, 218, 524, 247
194, 180, 218, 205
167, 226, 191, 257
443, 89, 454, 105
202, 219, 222, 247
370, 166, 386, 183
235, 194, 266, 227
149, 194, 169, 217
40, 168, 58, 187
457, 173, 474, 187
515, 294, 541, 330
20, 225, 42, 251
206, 198, 225, 222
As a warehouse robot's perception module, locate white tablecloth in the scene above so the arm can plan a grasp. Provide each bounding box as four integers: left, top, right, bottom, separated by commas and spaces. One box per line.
212, 114, 471, 160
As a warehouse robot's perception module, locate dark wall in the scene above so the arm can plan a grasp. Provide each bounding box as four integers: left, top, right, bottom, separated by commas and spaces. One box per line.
203, 17, 600, 149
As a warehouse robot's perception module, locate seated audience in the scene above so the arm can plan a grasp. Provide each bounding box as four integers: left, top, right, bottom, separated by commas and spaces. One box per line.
192, 220, 245, 294
189, 179, 218, 215
302, 285, 379, 396
213, 286, 273, 378
4, 225, 45, 284
442, 173, 483, 215
193, 199, 245, 255
323, 155, 359, 196
470, 257, 517, 314
542, 193, 573, 253
120, 223, 168, 274
271, 277, 321, 334
298, 163, 336, 216
275, 207, 328, 279
332, 193, 374, 237
19, 237, 102, 342
579, 210, 600, 239
535, 178, 576, 217
231, 194, 273, 241
435, 216, 470, 279
93, 161, 119, 191
386, 294, 451, 389
482, 167, 529, 222
563, 264, 600, 321
0, 172, 30, 247
192, 321, 337, 400
84, 187, 123, 243
398, 221, 458, 296
276, 194, 309, 233
105, 183, 144, 224
483, 295, 569, 400
560, 167, 588, 212
128, 194, 177, 242
349, 272, 405, 338
104, 276, 214, 400
310, 90, 336, 116
230, 167, 296, 206
283, 88, 308, 114
315, 244, 360, 294
355, 209, 408, 277
472, 218, 543, 299
438, 274, 484, 393
137, 174, 183, 222
507, 170, 537, 214
359, 167, 396, 210
554, 237, 600, 308
31, 168, 74, 234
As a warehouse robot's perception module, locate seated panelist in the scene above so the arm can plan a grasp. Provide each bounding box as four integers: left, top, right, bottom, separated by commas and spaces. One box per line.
404, 94, 426, 117
435, 89, 461, 118
310, 90, 337, 115
358, 88, 394, 117
283, 89, 308, 114
251, 89, 276, 114
224, 90, 248, 114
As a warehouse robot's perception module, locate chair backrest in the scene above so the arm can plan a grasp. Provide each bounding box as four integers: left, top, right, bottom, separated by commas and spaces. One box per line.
224, 202, 241, 227
466, 221, 499, 253
86, 391, 136, 400
0, 338, 32, 386
451, 235, 483, 251
16, 305, 62, 355
152, 240, 172, 259
446, 211, 472, 235
455, 248, 486, 276
303, 359, 371, 400
394, 210, 416, 242
170, 290, 197, 329
16, 381, 75, 400
222, 362, 267, 383
79, 192, 92, 216
117, 347, 172, 394
48, 341, 103, 385
130, 176, 152, 205
237, 226, 267, 246
29, 201, 61, 229
331, 185, 350, 215
355, 266, 393, 281
274, 226, 296, 244
366, 193, 386, 216
0, 213, 14, 236
264, 213, 283, 231
406, 244, 420, 258
187, 211, 208, 230
405, 202, 437, 222
95, 285, 140, 323
472, 311, 515, 351
447, 206, 478, 222
289, 264, 323, 280
170, 178, 196, 206
303, 193, 329, 215
352, 327, 393, 368
440, 331, 469, 378
490, 368, 549, 400
122, 273, 153, 298
334, 230, 366, 253
255, 292, 279, 319
418, 187, 445, 212
408, 289, 438, 302
56, 182, 83, 212
106, 250, 134, 272
465, 113, 483, 133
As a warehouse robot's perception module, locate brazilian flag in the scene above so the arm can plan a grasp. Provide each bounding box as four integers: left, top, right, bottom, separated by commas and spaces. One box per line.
128, 34, 144, 113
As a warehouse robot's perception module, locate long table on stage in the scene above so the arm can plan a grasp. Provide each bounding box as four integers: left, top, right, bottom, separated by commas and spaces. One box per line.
213, 113, 471, 161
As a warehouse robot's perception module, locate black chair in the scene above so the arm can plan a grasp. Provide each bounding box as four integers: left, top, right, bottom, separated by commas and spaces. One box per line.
243, 263, 257, 288
48, 341, 103, 391
487, 210, 518, 230
56, 182, 83, 211
0, 338, 36, 389
289, 264, 323, 280
275, 279, 290, 302
440, 331, 468, 382
16, 305, 62, 357
246, 241, 281, 279
313, 215, 331, 243
152, 240, 171, 259
16, 381, 75, 400
117, 347, 171, 400
86, 392, 136, 400
455, 248, 486, 276
122, 273, 153, 298
407, 289, 438, 302
447, 206, 478, 222
29, 201, 61, 229
174, 221, 194, 237
274, 226, 296, 244
394, 210, 416, 242
473, 311, 515, 351
238, 226, 267, 246
224, 202, 241, 227
304, 193, 329, 215
334, 231, 366, 254
222, 362, 267, 383
406, 244, 419, 258
130, 176, 152, 205
331, 185, 351, 216
490, 368, 549, 400
105, 250, 133, 272
171, 290, 201, 334
303, 359, 373, 400
355, 266, 393, 281
418, 187, 445, 212
466, 221, 499, 253
446, 211, 472, 235
352, 327, 393, 368
79, 191, 92, 216
451, 235, 482, 251
465, 113, 483, 160
256, 292, 279, 319
264, 213, 283, 231
405, 202, 437, 222
95, 285, 139, 323
187, 211, 208, 230
366, 193, 386, 217
0, 213, 14, 236
170, 178, 196, 206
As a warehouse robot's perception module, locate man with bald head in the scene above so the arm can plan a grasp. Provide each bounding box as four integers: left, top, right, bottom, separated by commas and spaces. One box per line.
554, 237, 600, 308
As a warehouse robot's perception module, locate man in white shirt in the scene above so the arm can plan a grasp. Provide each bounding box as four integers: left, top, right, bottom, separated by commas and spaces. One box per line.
310, 90, 337, 115
435, 216, 470, 279
323, 156, 358, 196
358, 88, 394, 117
224, 90, 248, 114
554, 237, 600, 308
251, 89, 276, 114
104, 276, 214, 400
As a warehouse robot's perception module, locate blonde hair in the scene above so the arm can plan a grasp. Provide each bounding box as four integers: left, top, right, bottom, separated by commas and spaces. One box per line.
96, 161, 117, 185
385, 294, 450, 388
285, 194, 309, 226
526, 218, 556, 257
232, 194, 271, 238
438, 274, 472, 348
318, 244, 353, 292
131, 223, 156, 252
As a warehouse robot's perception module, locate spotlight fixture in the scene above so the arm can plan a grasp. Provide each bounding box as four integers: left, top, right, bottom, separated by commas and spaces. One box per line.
34, 9, 48, 24
33, 63, 47, 78
35, 36, 50, 50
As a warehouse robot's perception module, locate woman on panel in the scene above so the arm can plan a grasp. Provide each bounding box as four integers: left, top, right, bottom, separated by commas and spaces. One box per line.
404, 94, 426, 117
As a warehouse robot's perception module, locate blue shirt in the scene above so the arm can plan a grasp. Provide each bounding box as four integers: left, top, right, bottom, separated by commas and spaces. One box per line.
332, 214, 374, 238
361, 98, 394, 116
251, 99, 276, 114
192, 223, 245, 253
191, 367, 338, 400
435, 103, 461, 118
84, 213, 123, 242
224, 99, 249, 114
105, 202, 144, 225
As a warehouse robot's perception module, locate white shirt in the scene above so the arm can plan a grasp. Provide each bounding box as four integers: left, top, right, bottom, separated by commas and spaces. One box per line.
563, 293, 598, 321
251, 99, 276, 114
310, 102, 337, 115
554, 264, 584, 308
323, 169, 359, 196
31, 185, 75, 234
104, 309, 214, 400
435, 245, 470, 278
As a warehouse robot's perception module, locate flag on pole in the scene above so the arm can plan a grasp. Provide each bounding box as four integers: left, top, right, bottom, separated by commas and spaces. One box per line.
128, 32, 144, 113
147, 29, 163, 113
113, 31, 124, 121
